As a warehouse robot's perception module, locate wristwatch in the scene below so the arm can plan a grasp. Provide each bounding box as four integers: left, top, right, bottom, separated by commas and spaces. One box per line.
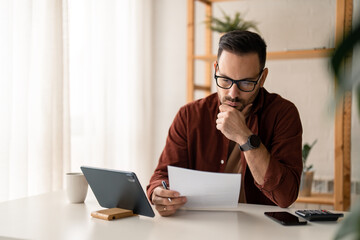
239, 135, 261, 151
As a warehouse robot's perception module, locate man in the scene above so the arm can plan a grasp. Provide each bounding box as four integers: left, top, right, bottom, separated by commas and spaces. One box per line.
147, 30, 303, 217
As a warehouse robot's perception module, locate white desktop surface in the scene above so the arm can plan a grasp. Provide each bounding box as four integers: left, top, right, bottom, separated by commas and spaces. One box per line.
0, 190, 344, 240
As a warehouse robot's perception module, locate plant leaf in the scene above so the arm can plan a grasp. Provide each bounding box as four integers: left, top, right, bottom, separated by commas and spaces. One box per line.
331, 22, 360, 91
357, 84, 360, 115
302, 140, 317, 171
333, 201, 360, 240
302, 144, 311, 161
206, 8, 259, 33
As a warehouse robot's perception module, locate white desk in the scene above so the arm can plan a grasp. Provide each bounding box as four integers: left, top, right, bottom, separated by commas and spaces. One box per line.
0, 191, 344, 240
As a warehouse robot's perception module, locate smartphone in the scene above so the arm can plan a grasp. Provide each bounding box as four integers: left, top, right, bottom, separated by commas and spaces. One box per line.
264, 211, 307, 226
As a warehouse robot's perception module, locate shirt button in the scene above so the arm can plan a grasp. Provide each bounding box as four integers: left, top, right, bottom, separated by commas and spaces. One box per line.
220, 160, 224, 164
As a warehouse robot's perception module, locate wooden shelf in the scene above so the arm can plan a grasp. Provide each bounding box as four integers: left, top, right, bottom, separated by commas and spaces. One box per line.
196, 0, 238, 3
194, 84, 211, 91
192, 48, 334, 62
187, 0, 353, 211
193, 55, 216, 61
268, 48, 334, 60
296, 193, 334, 205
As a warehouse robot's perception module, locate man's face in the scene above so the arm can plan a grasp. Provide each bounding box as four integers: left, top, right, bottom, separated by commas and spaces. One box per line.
215, 50, 267, 111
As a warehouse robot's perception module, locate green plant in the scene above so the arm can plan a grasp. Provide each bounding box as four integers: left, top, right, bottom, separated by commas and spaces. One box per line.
334, 200, 360, 240
331, 21, 360, 116
206, 8, 259, 33
302, 140, 317, 172
330, 19, 360, 240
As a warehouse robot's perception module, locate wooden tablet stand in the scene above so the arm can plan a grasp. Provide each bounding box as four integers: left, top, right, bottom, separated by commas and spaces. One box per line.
91, 208, 136, 221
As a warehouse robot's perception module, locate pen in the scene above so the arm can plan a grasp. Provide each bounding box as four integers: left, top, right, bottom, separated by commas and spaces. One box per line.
161, 180, 172, 202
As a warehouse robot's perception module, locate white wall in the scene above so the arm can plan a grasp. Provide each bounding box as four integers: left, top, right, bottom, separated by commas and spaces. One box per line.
152, 0, 360, 184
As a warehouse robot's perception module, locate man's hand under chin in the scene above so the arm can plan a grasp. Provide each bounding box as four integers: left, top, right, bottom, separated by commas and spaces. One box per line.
216, 103, 253, 144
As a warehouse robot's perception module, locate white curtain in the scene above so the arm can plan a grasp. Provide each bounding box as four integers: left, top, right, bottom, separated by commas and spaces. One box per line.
0, 0, 69, 202
0, 0, 154, 202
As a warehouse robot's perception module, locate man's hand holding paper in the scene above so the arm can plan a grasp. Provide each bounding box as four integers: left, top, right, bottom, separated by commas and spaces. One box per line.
151, 183, 187, 217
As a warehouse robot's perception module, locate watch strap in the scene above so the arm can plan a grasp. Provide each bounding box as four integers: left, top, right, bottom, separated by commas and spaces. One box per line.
239, 142, 251, 151
239, 135, 261, 151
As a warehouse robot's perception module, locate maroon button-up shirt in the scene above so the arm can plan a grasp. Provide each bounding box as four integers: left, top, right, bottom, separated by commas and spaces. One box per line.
147, 87, 303, 208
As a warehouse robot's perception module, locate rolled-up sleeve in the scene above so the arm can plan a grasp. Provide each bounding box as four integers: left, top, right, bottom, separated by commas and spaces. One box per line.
254, 103, 303, 208
146, 106, 189, 203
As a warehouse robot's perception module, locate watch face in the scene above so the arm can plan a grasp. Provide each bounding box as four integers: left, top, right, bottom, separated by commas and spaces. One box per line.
249, 135, 261, 148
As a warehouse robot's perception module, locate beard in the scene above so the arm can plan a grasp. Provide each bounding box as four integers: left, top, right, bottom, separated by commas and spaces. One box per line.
219, 87, 261, 111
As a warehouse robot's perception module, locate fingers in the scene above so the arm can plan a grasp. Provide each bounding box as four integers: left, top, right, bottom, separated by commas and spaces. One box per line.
153, 186, 180, 200
152, 186, 187, 217
219, 103, 253, 114
216, 112, 224, 124
154, 200, 187, 217
216, 107, 235, 129
217, 103, 253, 143
216, 110, 229, 131
217, 103, 252, 124
153, 192, 186, 206
219, 104, 232, 112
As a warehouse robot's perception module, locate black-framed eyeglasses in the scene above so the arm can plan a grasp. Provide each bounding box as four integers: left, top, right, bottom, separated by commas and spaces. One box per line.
214, 64, 264, 92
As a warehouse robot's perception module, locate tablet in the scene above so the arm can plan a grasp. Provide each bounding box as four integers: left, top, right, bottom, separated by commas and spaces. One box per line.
81, 166, 155, 217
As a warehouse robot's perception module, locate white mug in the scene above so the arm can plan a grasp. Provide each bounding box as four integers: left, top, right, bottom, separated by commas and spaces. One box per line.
66, 172, 88, 203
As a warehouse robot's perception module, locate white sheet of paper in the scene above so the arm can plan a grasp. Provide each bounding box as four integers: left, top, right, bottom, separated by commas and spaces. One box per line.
168, 166, 241, 209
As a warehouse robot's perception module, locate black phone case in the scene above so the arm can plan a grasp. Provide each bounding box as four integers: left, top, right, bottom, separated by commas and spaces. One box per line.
264, 211, 307, 226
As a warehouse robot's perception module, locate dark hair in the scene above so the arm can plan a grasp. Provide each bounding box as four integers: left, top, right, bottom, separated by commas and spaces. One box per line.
217, 30, 267, 70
